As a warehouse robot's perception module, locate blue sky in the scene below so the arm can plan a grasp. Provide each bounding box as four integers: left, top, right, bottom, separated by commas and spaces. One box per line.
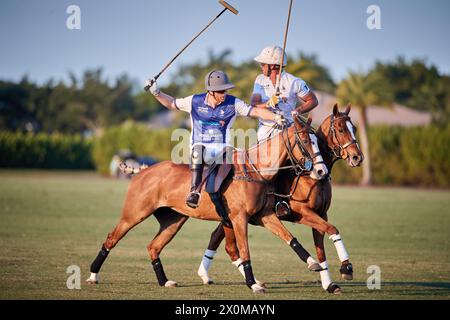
1, 0, 449, 87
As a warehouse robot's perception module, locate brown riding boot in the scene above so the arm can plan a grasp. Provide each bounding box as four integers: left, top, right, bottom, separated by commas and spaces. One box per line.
275, 200, 291, 218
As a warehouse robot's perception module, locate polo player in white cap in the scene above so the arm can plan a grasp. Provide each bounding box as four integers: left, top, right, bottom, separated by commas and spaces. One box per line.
253, 45, 319, 216
196, 46, 320, 285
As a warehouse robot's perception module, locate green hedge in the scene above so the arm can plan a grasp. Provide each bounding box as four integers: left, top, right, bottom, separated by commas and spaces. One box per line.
0, 131, 93, 169
331, 124, 450, 187
92, 122, 179, 175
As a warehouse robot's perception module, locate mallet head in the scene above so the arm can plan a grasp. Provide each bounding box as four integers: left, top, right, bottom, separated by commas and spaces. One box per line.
219, 0, 239, 15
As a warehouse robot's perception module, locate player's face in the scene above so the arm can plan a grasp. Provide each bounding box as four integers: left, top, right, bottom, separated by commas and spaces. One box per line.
212, 90, 227, 103
260, 63, 280, 77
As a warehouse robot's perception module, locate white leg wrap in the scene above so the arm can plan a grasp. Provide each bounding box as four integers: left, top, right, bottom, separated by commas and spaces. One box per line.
232, 258, 264, 287
307, 256, 317, 266
87, 272, 99, 283
232, 258, 246, 279
197, 249, 216, 282
330, 234, 349, 262
319, 261, 332, 290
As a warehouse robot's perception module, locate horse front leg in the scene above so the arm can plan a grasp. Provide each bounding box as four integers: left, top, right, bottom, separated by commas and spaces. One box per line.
322, 214, 353, 281
221, 225, 266, 288
312, 228, 341, 294
257, 212, 322, 272
230, 212, 265, 293
298, 207, 353, 281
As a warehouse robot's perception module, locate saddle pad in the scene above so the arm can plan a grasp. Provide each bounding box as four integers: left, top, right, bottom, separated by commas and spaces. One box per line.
205, 163, 233, 193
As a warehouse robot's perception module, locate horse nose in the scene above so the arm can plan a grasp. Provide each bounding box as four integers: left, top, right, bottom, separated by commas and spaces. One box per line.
352, 155, 360, 163
317, 169, 324, 176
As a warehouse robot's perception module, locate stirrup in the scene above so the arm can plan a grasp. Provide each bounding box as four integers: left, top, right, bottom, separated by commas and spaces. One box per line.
186, 191, 201, 209
275, 200, 291, 217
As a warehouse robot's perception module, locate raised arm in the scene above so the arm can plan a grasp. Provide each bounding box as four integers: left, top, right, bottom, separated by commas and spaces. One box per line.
145, 79, 177, 110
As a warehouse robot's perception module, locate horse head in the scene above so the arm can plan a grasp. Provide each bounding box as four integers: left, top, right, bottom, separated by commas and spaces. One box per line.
287, 113, 328, 180
322, 103, 364, 167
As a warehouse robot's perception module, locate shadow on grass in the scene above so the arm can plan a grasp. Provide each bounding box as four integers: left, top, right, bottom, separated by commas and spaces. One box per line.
325, 281, 450, 297
154, 280, 450, 297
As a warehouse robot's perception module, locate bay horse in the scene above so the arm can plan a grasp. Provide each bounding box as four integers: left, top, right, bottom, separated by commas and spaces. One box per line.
197, 104, 364, 294
86, 115, 329, 293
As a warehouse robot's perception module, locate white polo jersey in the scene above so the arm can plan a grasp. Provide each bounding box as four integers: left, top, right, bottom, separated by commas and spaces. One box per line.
253, 72, 311, 130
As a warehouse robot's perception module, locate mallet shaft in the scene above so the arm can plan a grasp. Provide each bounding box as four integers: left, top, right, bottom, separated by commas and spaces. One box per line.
145, 1, 238, 91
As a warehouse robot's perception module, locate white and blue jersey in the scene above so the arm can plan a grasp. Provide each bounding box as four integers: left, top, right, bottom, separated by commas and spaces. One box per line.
175, 93, 252, 162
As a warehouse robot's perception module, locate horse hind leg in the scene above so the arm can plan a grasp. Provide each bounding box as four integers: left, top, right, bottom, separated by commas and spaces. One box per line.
197, 223, 226, 285
147, 208, 189, 288
86, 210, 152, 284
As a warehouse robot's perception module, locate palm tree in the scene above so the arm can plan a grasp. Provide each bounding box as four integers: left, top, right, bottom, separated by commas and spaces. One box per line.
286, 53, 336, 93
336, 71, 393, 185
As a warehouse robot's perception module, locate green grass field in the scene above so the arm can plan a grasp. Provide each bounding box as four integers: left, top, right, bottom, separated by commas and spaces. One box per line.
0, 170, 449, 300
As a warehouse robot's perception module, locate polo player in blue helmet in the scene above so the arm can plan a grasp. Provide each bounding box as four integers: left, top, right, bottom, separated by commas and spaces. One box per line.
146, 70, 286, 208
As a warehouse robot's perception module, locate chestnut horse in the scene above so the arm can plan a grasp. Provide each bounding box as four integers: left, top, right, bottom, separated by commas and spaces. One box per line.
86, 115, 328, 293
198, 104, 364, 294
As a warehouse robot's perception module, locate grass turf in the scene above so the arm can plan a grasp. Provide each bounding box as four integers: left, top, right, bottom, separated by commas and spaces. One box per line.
0, 170, 449, 300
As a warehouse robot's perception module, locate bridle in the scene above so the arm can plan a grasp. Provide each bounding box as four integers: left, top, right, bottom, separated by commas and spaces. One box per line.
282, 117, 323, 176
233, 117, 322, 184
328, 113, 358, 159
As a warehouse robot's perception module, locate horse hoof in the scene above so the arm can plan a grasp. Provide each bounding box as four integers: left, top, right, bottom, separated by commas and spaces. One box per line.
340, 262, 353, 280
164, 280, 178, 288
86, 273, 99, 284
308, 262, 324, 272
326, 283, 342, 294
341, 273, 353, 281
256, 280, 267, 289
85, 279, 98, 285
199, 275, 214, 285
251, 283, 266, 294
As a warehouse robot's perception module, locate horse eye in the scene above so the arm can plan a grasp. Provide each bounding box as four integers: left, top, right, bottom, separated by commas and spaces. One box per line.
303, 140, 309, 144
339, 128, 344, 133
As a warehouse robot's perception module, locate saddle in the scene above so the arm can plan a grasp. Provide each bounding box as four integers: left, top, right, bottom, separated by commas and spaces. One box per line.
204, 162, 233, 194
196, 151, 234, 227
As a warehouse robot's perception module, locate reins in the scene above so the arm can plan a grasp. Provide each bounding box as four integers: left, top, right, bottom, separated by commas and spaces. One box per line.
232, 119, 315, 184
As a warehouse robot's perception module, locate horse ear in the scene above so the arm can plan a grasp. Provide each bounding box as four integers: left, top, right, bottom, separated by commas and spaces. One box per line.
333, 103, 339, 116
344, 103, 351, 115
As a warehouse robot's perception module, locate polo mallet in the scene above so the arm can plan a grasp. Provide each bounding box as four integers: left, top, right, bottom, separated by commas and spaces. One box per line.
144, 0, 239, 91
275, 0, 294, 97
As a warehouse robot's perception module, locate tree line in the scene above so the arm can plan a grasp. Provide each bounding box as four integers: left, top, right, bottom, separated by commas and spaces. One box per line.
2, 50, 447, 135
1, 50, 449, 185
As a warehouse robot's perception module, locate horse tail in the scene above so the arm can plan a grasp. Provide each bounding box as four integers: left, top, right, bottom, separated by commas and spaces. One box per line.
119, 162, 149, 175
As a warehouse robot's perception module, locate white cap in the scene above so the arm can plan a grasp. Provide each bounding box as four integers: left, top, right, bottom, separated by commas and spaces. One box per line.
254, 45, 287, 66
